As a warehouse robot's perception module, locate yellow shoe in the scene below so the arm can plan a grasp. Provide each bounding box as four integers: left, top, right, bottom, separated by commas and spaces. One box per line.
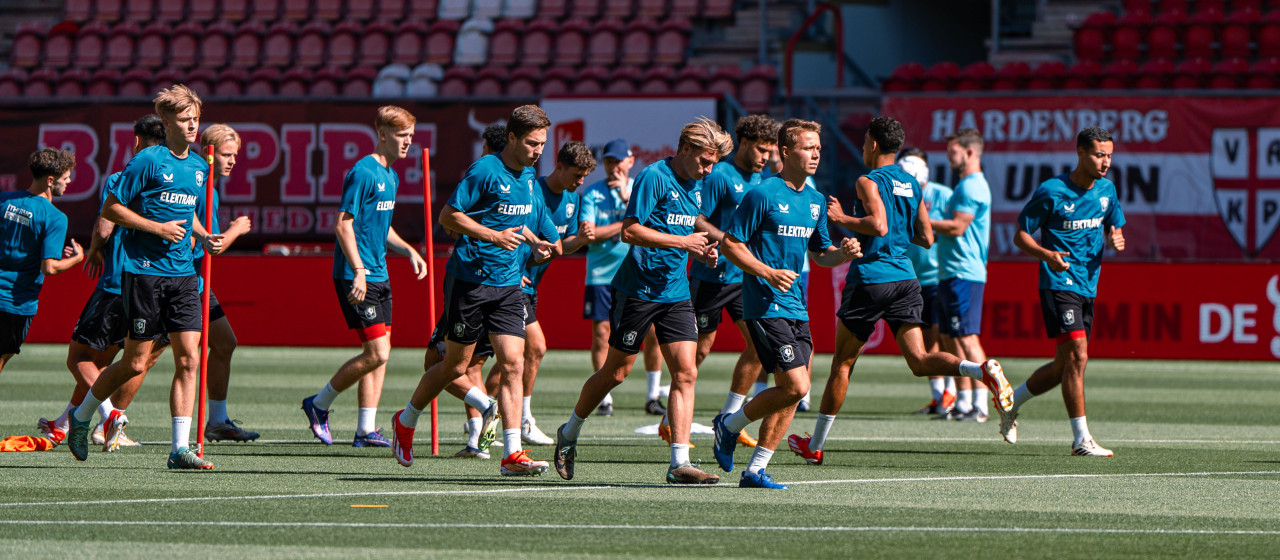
657, 423, 695, 448
737, 431, 757, 448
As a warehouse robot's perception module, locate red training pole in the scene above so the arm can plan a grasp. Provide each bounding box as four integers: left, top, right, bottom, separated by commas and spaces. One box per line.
422, 148, 439, 456
196, 144, 214, 458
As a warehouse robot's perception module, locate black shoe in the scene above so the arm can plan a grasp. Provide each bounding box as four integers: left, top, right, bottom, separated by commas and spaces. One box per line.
645, 398, 667, 416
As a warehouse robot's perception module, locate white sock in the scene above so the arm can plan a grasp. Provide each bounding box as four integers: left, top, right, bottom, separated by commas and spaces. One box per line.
208, 399, 228, 426
1012, 382, 1034, 412
313, 382, 340, 410
357, 407, 376, 436
522, 396, 533, 422
973, 387, 990, 415
956, 390, 974, 414
800, 388, 811, 406
658, 385, 670, 398
724, 407, 751, 434
97, 398, 115, 420
563, 411, 585, 440
720, 392, 746, 415
750, 381, 768, 397
1070, 416, 1091, 445
172, 416, 191, 452
746, 446, 774, 474
399, 402, 422, 429
945, 377, 957, 393
929, 378, 945, 403
55, 401, 75, 430
958, 360, 984, 380
467, 417, 483, 448
670, 443, 690, 467
646, 370, 662, 400
74, 393, 104, 423
463, 387, 490, 411
601, 392, 614, 406
811, 413, 836, 451
503, 428, 522, 454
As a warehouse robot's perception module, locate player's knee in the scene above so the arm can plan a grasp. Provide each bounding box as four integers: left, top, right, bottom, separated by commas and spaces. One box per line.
1068, 347, 1088, 368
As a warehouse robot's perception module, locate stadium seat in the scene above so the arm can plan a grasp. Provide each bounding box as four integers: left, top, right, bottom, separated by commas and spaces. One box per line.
65, 0, 92, 22
454, 17, 494, 66
881, 61, 925, 92
312, 0, 341, 20
552, 18, 591, 68
231, 20, 267, 68
87, 67, 120, 96
1122, 0, 1149, 11
1156, 0, 1188, 12
920, 61, 960, 91
569, 0, 602, 19
654, 19, 691, 65
56, 68, 89, 97
184, 67, 216, 97
1134, 58, 1175, 88
672, 64, 708, 93
23, 68, 53, 97
704, 0, 732, 17
424, 20, 461, 64
249, 0, 281, 22
473, 0, 502, 19
152, 67, 183, 92
279, 67, 311, 96
505, 66, 541, 96
136, 22, 167, 68
1170, 57, 1212, 88
637, 0, 666, 19
72, 21, 108, 69
1098, 59, 1137, 89
472, 65, 507, 96
125, 0, 153, 22
538, 0, 569, 19
1246, 57, 1280, 88
10, 23, 44, 69
342, 66, 378, 96
1147, 10, 1186, 60
326, 20, 359, 67
438, 65, 475, 96
198, 20, 236, 69
438, 0, 470, 19
1183, 8, 1223, 58
1221, 8, 1261, 58
406, 62, 443, 96
603, 0, 633, 19
706, 65, 741, 98
357, 19, 393, 67
1073, 11, 1114, 61
214, 67, 248, 96
119, 67, 152, 96
671, 0, 699, 18
0, 69, 25, 97
988, 61, 1029, 91
522, 19, 556, 66
263, 20, 299, 67
504, 0, 536, 18
1193, 0, 1225, 12
102, 21, 140, 69
375, 0, 410, 21
94, 0, 123, 21
310, 66, 343, 95
1208, 57, 1249, 89
540, 66, 574, 95
281, 0, 312, 21
955, 61, 994, 91
573, 65, 608, 94
605, 66, 642, 94
620, 19, 655, 65
346, 0, 375, 20
392, 19, 427, 65
587, 18, 624, 66
639, 65, 675, 93
740, 65, 777, 113
1234, 0, 1264, 11
168, 21, 202, 69
374, 63, 410, 97
220, 0, 248, 21
488, 19, 523, 66
1026, 60, 1066, 90
1061, 60, 1101, 89
42, 23, 77, 70
1110, 10, 1150, 61
295, 20, 331, 68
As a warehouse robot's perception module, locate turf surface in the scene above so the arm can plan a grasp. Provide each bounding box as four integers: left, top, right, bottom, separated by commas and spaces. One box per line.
1, 344, 1277, 559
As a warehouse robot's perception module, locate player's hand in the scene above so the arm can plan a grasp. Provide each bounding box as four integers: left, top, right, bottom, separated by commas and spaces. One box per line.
826, 196, 849, 223
682, 231, 710, 253
347, 272, 367, 304
840, 236, 862, 260
1107, 226, 1125, 252
532, 241, 555, 264
766, 268, 799, 292
83, 247, 103, 279
231, 215, 252, 235
203, 234, 226, 255
1045, 251, 1071, 272
579, 222, 596, 243
491, 226, 523, 251
156, 220, 186, 243
64, 238, 83, 260
521, 275, 531, 288
409, 252, 428, 280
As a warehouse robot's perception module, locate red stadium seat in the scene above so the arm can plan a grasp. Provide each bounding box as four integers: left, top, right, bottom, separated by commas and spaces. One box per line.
1147, 10, 1186, 59
56, 68, 89, 97
94, 0, 123, 21
188, 0, 215, 22
1026, 60, 1066, 90
540, 66, 574, 95
639, 65, 675, 94
424, 20, 460, 65
184, 67, 216, 97
920, 61, 960, 91
295, 20, 330, 68
438, 65, 475, 96
328, 20, 360, 67
1098, 59, 1137, 89
488, 19, 523, 66
881, 62, 924, 92
1208, 57, 1249, 89
72, 21, 108, 69
1221, 8, 1261, 58
1110, 10, 1150, 61
412, 0, 442, 21
1183, 8, 1223, 58
10, 23, 45, 69
955, 61, 994, 91
282, 0, 312, 21
342, 66, 377, 96
65, 0, 92, 22
136, 23, 167, 68
603, 0, 633, 19
1156, 0, 1188, 12
1246, 57, 1280, 88
1122, 0, 1148, 11
1061, 60, 1101, 89
246, 67, 281, 95
539, 0, 569, 19
988, 61, 1029, 91
1259, 9, 1280, 57
670, 0, 698, 18
87, 68, 120, 96
740, 65, 777, 113
586, 18, 623, 66
0, 69, 25, 98
1235, 0, 1264, 11
346, 0, 376, 21
553, 18, 591, 67
1134, 58, 1175, 88
706, 65, 741, 98
125, 0, 154, 22
522, 19, 556, 66
672, 65, 708, 93
43, 23, 77, 69
620, 19, 655, 65
221, 0, 248, 21
198, 20, 235, 69
1073, 12, 1114, 61
119, 67, 152, 96
654, 19, 691, 65
357, 19, 393, 67
214, 67, 248, 96
1193, 0, 1225, 12
391, 20, 426, 65
704, 0, 732, 17
103, 21, 140, 69
637, 0, 666, 19
505, 66, 541, 96
605, 66, 641, 94
472, 66, 506, 96
151, 66, 182, 92
262, 20, 298, 67
570, 0, 602, 19
1170, 57, 1211, 88
168, 21, 201, 69
231, 20, 267, 68
25, 68, 56, 97
310, 66, 343, 96
572, 66, 608, 94
249, 0, 281, 22
279, 67, 311, 96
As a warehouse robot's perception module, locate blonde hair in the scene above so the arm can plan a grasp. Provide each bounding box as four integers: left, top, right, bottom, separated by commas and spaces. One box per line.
201, 123, 240, 150
375, 105, 416, 131
153, 84, 202, 120
678, 117, 733, 158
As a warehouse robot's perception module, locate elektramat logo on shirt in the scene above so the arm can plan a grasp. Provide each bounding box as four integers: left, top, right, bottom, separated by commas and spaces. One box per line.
666, 214, 696, 226
159, 192, 198, 205
376, 200, 395, 211
499, 203, 532, 215
1062, 217, 1104, 230
776, 225, 815, 238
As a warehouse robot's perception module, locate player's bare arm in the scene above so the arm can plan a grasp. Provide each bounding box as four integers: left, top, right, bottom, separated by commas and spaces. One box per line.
82, 215, 115, 278
333, 210, 368, 304
42, 239, 84, 276
439, 204, 521, 250
586, 218, 624, 242
828, 177, 888, 236
694, 215, 727, 242
911, 201, 934, 249
722, 234, 796, 292
621, 217, 717, 265
192, 216, 225, 254
1014, 227, 1070, 272
810, 236, 861, 267
101, 193, 185, 242
214, 215, 252, 251
931, 210, 974, 236
1107, 226, 1125, 251
386, 226, 428, 280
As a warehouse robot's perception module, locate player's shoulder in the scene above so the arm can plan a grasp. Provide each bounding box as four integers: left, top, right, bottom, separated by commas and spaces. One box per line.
1094, 176, 1119, 196
580, 180, 607, 198
1035, 174, 1070, 196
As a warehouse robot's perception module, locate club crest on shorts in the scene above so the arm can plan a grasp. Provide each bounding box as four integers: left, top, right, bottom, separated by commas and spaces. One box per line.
1062, 309, 1075, 326
951, 316, 961, 332
811, 204, 821, 220
132, 318, 146, 335
584, 301, 592, 314
363, 306, 377, 320
780, 344, 795, 362
623, 330, 638, 346
697, 314, 709, 328
453, 322, 466, 337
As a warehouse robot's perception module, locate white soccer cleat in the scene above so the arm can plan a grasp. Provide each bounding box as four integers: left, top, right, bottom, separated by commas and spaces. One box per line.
999, 409, 1018, 444
980, 359, 1014, 415
1071, 438, 1113, 457
521, 418, 554, 446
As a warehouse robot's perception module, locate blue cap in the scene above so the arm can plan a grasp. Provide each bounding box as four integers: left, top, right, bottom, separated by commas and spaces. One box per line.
602, 139, 631, 160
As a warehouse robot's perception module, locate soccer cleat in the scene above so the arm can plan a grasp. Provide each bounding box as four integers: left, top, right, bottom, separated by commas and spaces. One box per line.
67, 416, 91, 461
500, 449, 549, 476
980, 359, 1014, 416
914, 399, 940, 415
479, 399, 500, 449
452, 446, 491, 459
167, 447, 214, 470
787, 433, 823, 465
796, 399, 810, 412
940, 391, 957, 411
521, 417, 554, 446
206, 420, 260, 443
958, 409, 989, 423
353, 428, 392, 448
391, 410, 414, 467
37, 417, 66, 446
553, 424, 576, 480
102, 410, 128, 453
1072, 438, 1114, 457
645, 398, 667, 416
657, 422, 695, 448
711, 414, 738, 472
91, 422, 106, 445
595, 402, 614, 416
999, 409, 1019, 444
301, 395, 332, 445
737, 432, 758, 448
666, 462, 720, 484
740, 470, 789, 489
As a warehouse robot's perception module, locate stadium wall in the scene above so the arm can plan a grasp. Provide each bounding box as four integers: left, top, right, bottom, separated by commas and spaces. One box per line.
28, 256, 1280, 361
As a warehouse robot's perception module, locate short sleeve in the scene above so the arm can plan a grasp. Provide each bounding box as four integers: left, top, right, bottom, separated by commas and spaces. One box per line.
111, 153, 152, 206
579, 185, 601, 225
338, 167, 372, 218
41, 211, 68, 261
725, 188, 766, 244
1105, 189, 1126, 230
447, 164, 485, 214
1018, 187, 1054, 235
700, 172, 728, 218
808, 192, 833, 252
624, 170, 662, 223
534, 204, 560, 243
563, 194, 580, 237
951, 180, 988, 216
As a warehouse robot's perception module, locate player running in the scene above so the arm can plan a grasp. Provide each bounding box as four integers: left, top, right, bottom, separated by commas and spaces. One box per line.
554, 117, 730, 485
710, 119, 861, 489
788, 116, 1013, 466
1005, 126, 1126, 457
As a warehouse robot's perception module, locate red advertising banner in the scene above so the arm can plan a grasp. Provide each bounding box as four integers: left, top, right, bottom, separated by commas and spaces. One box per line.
882, 95, 1280, 262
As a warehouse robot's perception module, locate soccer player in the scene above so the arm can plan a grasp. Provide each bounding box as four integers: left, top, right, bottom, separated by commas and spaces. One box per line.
898, 148, 956, 416
1004, 126, 1125, 456
391, 104, 560, 476
554, 117, 730, 485
0, 148, 83, 380
711, 119, 862, 489
932, 129, 995, 422
65, 85, 220, 469
301, 106, 429, 448
788, 117, 1013, 466
482, 123, 507, 155
198, 124, 257, 442
689, 114, 778, 451
518, 141, 596, 445
578, 138, 666, 416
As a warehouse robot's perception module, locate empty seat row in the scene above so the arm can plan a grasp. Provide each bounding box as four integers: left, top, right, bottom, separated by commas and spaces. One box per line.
882, 58, 1280, 91
1075, 8, 1280, 60
1121, 0, 1280, 14
0, 65, 381, 98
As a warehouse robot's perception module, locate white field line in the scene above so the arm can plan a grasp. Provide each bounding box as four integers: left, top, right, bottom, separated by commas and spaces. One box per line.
170, 436, 1280, 445
3, 470, 1277, 508
0, 519, 1276, 537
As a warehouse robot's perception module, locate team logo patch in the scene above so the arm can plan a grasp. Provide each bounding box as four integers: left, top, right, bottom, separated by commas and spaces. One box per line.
1062, 309, 1075, 326
695, 191, 702, 205
194, 170, 204, 185
377, 182, 386, 192
734, 183, 743, 192
132, 319, 146, 335
162, 173, 173, 183
778, 203, 790, 213
499, 184, 512, 193
584, 301, 592, 315
623, 330, 638, 346
1211, 127, 1280, 256
1099, 197, 1109, 211
453, 322, 466, 337
811, 204, 821, 220
363, 306, 377, 320
697, 314, 709, 328
670, 191, 679, 200
566, 203, 575, 217
780, 344, 795, 363
951, 316, 961, 332
1063, 202, 1076, 214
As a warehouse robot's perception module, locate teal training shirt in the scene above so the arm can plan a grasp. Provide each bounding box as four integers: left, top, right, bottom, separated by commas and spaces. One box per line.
907, 181, 953, 287
108, 144, 208, 277
937, 171, 992, 283
611, 158, 702, 303
332, 155, 399, 282
846, 164, 922, 286
690, 160, 761, 284
0, 191, 68, 315
1017, 174, 1126, 297
445, 154, 538, 288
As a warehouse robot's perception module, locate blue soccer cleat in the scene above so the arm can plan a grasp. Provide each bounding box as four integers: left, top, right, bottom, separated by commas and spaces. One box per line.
711, 413, 738, 472
301, 395, 332, 445
739, 470, 789, 489
353, 428, 392, 448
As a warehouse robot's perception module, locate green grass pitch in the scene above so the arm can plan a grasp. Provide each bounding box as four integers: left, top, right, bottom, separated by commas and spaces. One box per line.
1, 344, 1277, 559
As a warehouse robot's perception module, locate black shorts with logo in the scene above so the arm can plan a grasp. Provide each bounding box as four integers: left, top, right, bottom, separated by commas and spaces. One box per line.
333, 278, 393, 330
746, 317, 813, 374
1040, 289, 1094, 339
442, 275, 527, 344
690, 279, 743, 334
429, 313, 494, 358
0, 311, 34, 355
524, 292, 538, 325
837, 279, 924, 341
71, 288, 127, 351
122, 272, 202, 341
608, 295, 698, 354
